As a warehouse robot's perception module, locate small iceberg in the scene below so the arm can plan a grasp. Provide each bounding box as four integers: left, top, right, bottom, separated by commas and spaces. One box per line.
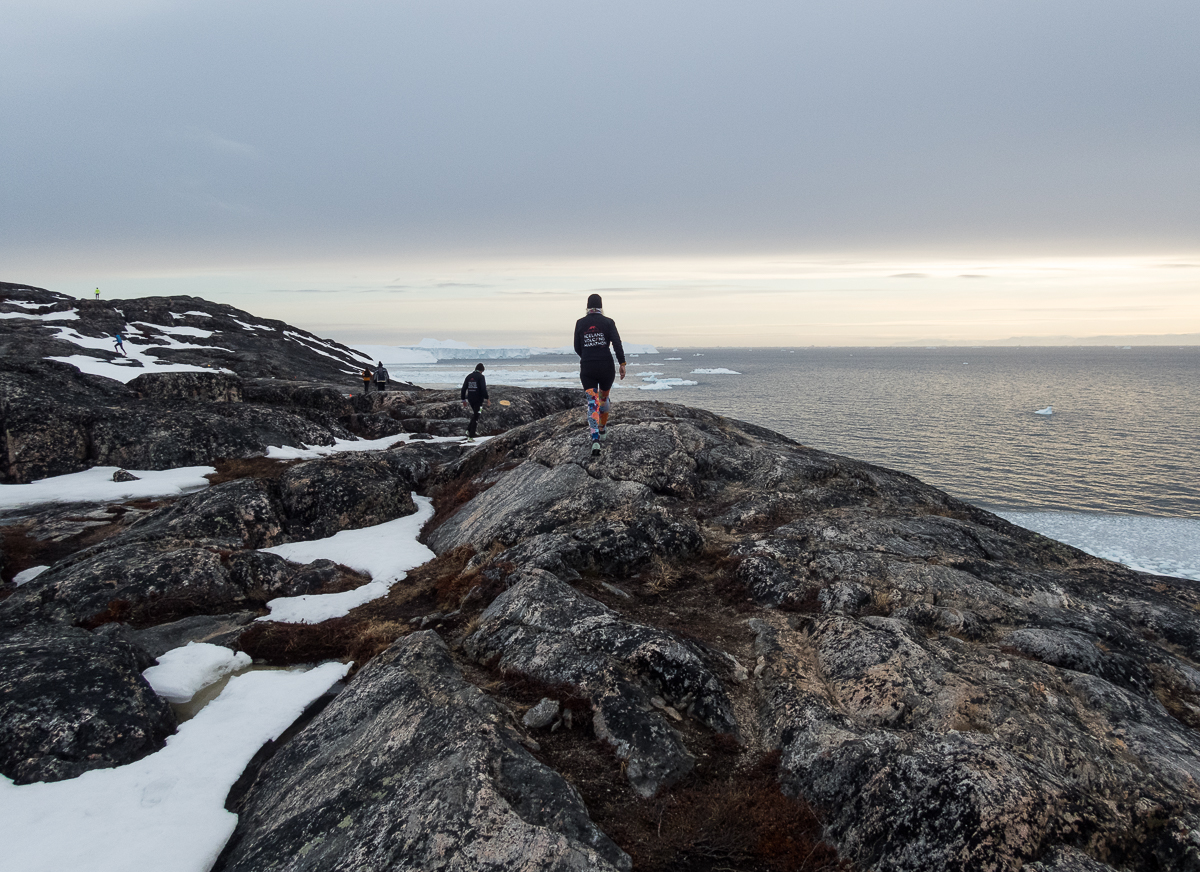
1034, 406, 1053, 416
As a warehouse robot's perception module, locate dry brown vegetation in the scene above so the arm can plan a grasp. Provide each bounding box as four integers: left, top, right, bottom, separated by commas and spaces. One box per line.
204, 456, 299, 485
1, 505, 151, 586
465, 649, 850, 872
237, 545, 492, 673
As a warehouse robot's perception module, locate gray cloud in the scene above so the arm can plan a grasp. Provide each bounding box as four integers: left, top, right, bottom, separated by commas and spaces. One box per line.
2, 0, 1199, 268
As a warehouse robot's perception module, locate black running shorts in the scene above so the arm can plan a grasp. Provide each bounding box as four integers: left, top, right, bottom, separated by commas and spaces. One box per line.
580, 360, 616, 392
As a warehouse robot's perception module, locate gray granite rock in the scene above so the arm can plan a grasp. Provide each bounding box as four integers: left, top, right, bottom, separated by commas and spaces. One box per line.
465, 569, 737, 798
216, 631, 630, 872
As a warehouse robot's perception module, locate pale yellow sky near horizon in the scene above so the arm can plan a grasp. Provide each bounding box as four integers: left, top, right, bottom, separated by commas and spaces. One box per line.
33, 252, 1200, 348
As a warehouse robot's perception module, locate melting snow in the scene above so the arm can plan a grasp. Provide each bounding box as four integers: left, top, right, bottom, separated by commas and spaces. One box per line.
0, 662, 349, 872
43, 325, 232, 383
12, 565, 50, 586
258, 495, 435, 623
0, 465, 213, 511
0, 309, 79, 321
142, 643, 252, 704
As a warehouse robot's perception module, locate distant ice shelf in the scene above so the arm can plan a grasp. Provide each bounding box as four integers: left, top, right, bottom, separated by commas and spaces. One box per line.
358, 338, 658, 363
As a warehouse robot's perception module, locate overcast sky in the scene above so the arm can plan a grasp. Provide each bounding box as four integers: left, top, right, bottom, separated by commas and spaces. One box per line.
3, 1, 1198, 345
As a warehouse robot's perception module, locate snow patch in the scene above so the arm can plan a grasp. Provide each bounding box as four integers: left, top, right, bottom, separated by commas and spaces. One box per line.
0, 465, 214, 511
134, 322, 214, 339
258, 495, 435, 623
143, 643, 252, 704
0, 309, 79, 321
13, 565, 49, 586
263, 432, 472, 461
692, 368, 741, 375
0, 662, 349, 872
172, 311, 212, 318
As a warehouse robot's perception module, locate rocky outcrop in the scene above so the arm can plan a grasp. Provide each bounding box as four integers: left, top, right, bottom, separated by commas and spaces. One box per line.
426, 400, 1200, 872
276, 452, 427, 540
0, 445, 453, 627
216, 631, 630, 872
7, 286, 1200, 871
465, 569, 738, 798
0, 620, 176, 784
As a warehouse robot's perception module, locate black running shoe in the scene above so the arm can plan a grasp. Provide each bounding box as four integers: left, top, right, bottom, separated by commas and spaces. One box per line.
591, 441, 601, 455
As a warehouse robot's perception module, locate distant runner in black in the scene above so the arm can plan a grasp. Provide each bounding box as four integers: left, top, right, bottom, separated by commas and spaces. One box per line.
460, 363, 490, 442
372, 361, 389, 392
360, 366, 373, 394
573, 293, 626, 454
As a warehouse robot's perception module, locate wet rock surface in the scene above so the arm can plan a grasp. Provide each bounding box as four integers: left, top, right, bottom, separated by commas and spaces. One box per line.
216, 631, 630, 872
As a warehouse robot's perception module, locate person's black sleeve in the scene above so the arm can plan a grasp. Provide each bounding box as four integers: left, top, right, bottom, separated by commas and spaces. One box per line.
479, 374, 488, 401
609, 318, 626, 365
573, 319, 583, 357
461, 375, 470, 401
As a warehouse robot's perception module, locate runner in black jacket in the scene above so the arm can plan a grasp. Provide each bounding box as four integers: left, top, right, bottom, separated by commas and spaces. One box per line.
573, 293, 626, 453
460, 363, 490, 441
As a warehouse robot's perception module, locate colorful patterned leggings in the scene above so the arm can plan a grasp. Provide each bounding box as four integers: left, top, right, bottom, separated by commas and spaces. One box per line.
584, 388, 611, 440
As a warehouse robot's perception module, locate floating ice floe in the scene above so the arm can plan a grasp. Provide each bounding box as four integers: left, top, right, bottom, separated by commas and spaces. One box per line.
691, 368, 741, 375
1034, 406, 1053, 415
0, 661, 349, 872
257, 495, 435, 623
0, 465, 214, 511
998, 511, 1200, 582
665, 357, 681, 361
638, 377, 699, 391
143, 643, 253, 704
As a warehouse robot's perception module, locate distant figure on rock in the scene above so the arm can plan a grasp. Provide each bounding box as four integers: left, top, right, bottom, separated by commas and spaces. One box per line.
372, 362, 389, 393
113, 333, 126, 356
93, 288, 100, 300
573, 293, 625, 455
360, 366, 373, 394
460, 363, 490, 442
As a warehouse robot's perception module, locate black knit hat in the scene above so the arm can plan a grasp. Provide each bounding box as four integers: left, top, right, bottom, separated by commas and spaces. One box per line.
586, 293, 602, 309
475, 363, 485, 372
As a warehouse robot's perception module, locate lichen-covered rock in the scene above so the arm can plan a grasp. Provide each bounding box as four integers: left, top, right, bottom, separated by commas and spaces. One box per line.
464, 569, 737, 797
0, 621, 176, 784
216, 631, 630, 872
128, 371, 243, 402
1, 542, 245, 626
433, 400, 1200, 871
276, 452, 423, 540
121, 478, 284, 549
101, 611, 257, 658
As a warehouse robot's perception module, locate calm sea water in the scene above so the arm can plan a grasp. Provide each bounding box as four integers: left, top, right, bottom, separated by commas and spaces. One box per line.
649, 346, 1200, 518
392, 346, 1200, 518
